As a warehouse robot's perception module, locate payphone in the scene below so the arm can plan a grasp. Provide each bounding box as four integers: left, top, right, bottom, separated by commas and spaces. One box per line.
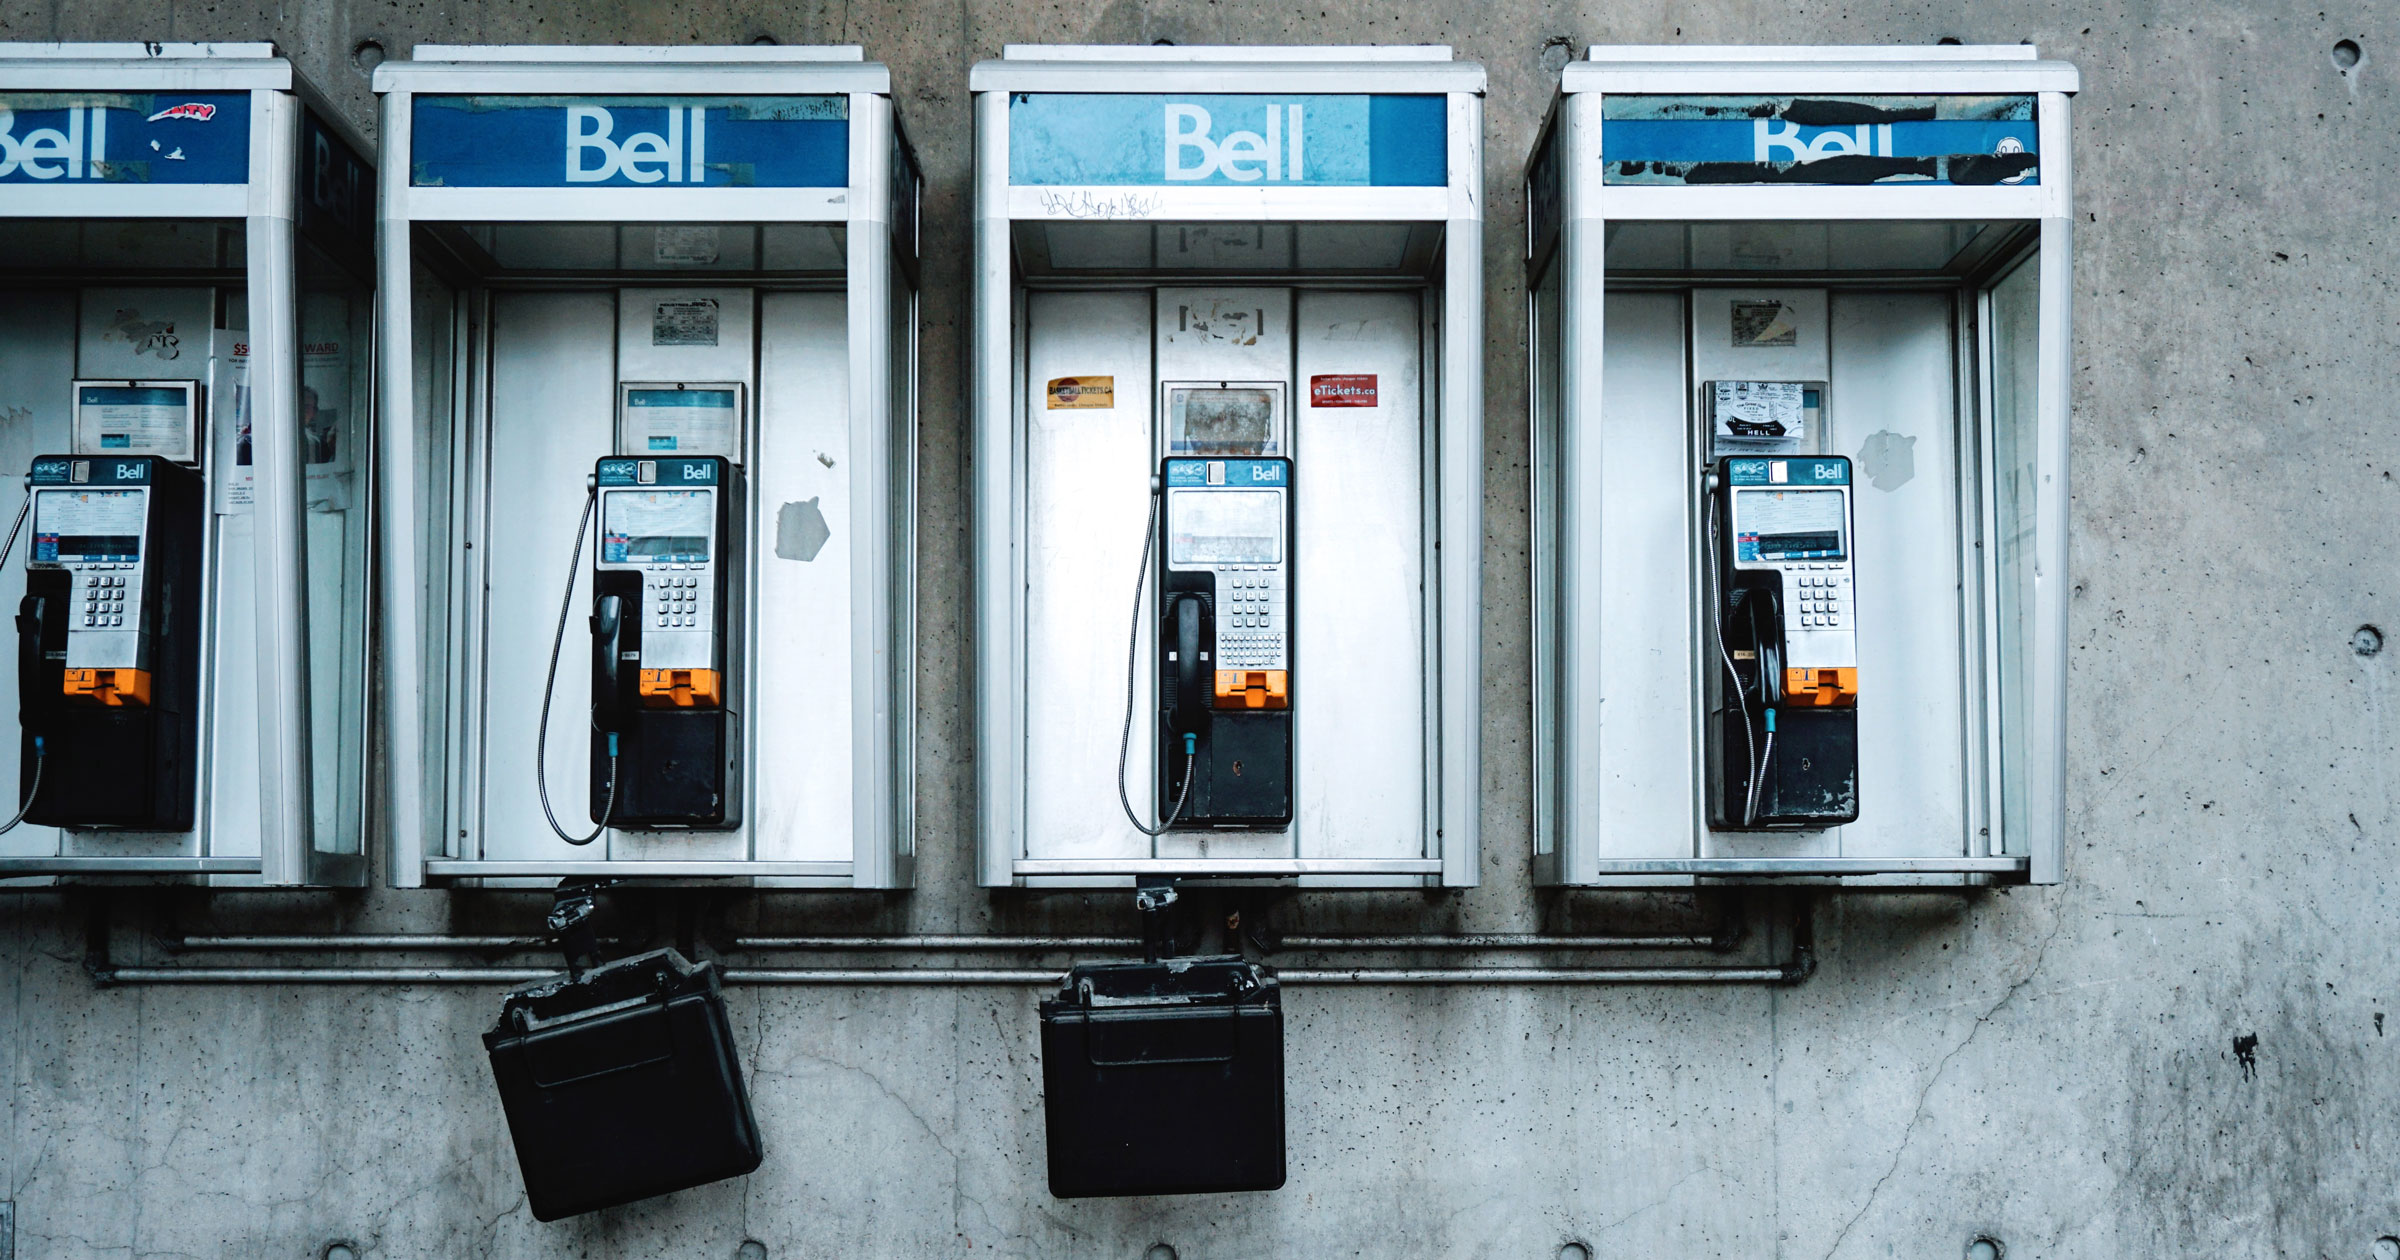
1703, 454, 1858, 830
585, 456, 740, 830
535, 400, 744, 840
1125, 455, 1295, 832
14, 454, 205, 831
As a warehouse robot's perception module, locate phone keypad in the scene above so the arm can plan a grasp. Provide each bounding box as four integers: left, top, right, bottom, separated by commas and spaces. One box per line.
73, 569, 137, 630
1789, 565, 1849, 629
645, 571, 709, 629
1215, 566, 1287, 669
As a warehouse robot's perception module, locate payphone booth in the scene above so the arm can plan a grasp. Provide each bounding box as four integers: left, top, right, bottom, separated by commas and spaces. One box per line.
0, 44, 376, 886
971, 46, 1485, 888
1527, 46, 2078, 886
375, 47, 918, 886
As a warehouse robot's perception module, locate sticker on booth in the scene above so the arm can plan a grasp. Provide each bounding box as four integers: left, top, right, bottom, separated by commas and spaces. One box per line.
1600, 95, 2039, 187
1046, 376, 1115, 409
653, 299, 721, 347
1310, 374, 1378, 408
1730, 301, 1798, 347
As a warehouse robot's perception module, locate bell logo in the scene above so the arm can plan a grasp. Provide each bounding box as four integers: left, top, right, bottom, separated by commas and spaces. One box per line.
1164, 103, 1305, 182
0, 107, 106, 180
1754, 119, 1895, 164
565, 105, 709, 184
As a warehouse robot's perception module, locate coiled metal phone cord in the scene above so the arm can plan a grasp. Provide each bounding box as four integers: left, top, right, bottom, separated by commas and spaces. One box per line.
0, 488, 41, 833
1118, 482, 1197, 837
536, 484, 617, 846
1706, 480, 1767, 827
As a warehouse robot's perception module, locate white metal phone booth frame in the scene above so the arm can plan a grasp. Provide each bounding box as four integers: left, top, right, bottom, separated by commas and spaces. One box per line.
375, 47, 917, 887
1528, 45, 2079, 886
970, 46, 1486, 888
0, 43, 374, 887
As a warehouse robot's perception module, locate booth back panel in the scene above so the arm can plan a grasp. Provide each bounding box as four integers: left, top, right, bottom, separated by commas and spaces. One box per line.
1823, 290, 1972, 861
0, 290, 77, 860
749, 290, 853, 864
1282, 288, 1426, 863
1593, 289, 1699, 863
477, 290, 620, 861
1022, 289, 1157, 862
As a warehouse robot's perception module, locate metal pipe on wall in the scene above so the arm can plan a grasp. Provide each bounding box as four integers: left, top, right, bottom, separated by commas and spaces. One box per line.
166, 931, 1724, 953
734, 936, 1142, 950
96, 963, 1803, 986
170, 936, 563, 951
1275, 934, 1719, 950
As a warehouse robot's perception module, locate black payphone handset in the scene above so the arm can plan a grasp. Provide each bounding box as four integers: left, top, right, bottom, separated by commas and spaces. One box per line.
536, 456, 741, 844
10, 456, 205, 832
1114, 457, 1296, 834
1705, 454, 1861, 830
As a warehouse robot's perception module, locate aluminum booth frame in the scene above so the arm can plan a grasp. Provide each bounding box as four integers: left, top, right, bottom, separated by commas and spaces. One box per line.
1528, 45, 2079, 886
970, 46, 1486, 888
0, 43, 375, 887
375, 46, 918, 886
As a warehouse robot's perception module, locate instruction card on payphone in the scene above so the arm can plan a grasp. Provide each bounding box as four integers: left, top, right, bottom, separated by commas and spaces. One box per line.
620, 386, 740, 459
73, 382, 196, 465
1166, 385, 1283, 456
32, 489, 145, 564
1706, 380, 1806, 449
602, 491, 715, 564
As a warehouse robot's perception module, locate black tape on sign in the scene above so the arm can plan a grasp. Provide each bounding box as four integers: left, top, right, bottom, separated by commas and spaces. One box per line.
484, 949, 762, 1221
1038, 957, 1285, 1198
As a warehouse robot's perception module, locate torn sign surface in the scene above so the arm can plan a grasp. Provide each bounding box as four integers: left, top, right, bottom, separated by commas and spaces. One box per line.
1600, 94, 2039, 187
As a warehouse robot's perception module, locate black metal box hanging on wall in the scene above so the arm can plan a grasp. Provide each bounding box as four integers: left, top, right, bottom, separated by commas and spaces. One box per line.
484, 949, 763, 1221
1039, 957, 1285, 1197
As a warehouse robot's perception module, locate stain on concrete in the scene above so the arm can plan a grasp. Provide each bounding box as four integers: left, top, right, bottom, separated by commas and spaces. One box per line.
2232, 1033, 2260, 1080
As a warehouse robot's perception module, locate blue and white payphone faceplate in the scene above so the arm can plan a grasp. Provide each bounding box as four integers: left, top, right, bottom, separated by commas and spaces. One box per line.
597, 457, 726, 677
1164, 458, 1291, 676
1724, 455, 1858, 676
29, 459, 157, 673
1154, 456, 1295, 829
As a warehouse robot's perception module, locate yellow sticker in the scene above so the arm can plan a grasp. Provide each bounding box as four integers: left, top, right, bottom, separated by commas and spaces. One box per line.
1046, 375, 1115, 409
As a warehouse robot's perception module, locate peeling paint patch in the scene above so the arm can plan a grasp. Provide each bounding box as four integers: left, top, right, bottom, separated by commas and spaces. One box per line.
775, 497, 831, 562
1857, 429, 1917, 492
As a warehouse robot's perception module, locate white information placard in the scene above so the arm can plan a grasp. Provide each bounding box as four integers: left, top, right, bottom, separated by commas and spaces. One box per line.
1708, 379, 1804, 445
619, 385, 742, 459
74, 381, 197, 463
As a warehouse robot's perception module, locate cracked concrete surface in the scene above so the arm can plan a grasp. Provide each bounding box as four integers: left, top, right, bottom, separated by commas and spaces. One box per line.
4, 0, 2400, 1256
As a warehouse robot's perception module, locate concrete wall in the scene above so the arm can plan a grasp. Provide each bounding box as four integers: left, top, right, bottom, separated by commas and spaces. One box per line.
3, 0, 2396, 1257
